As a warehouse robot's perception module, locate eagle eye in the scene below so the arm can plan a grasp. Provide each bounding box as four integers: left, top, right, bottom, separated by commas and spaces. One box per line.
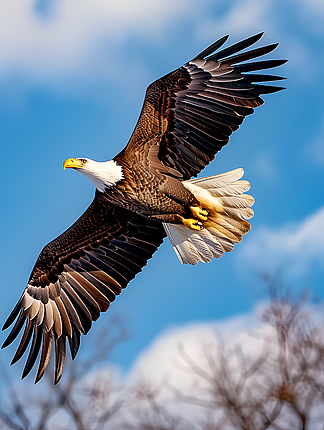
81, 159, 87, 164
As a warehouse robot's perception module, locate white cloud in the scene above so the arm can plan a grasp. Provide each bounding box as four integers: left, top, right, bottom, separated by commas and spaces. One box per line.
0, 0, 323, 91
119, 300, 324, 428
199, 0, 324, 40
197, 1, 273, 41
0, 0, 198, 87
197, 0, 324, 83
2, 302, 324, 428
239, 206, 324, 275
127, 313, 258, 385
114, 303, 324, 427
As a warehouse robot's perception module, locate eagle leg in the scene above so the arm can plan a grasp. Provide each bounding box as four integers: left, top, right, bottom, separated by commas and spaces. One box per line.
180, 217, 204, 231
190, 206, 209, 221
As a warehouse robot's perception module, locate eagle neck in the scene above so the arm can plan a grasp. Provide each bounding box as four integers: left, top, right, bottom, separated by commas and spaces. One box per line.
82, 160, 124, 192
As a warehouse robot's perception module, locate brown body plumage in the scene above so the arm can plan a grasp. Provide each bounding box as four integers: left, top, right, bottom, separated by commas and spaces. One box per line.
108, 156, 199, 223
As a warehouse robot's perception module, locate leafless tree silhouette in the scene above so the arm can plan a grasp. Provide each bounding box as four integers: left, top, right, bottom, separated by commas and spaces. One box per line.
126, 282, 324, 430
1, 282, 324, 430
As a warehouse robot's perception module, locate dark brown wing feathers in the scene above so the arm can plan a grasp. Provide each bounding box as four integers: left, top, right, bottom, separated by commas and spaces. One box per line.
191, 34, 229, 60
2, 193, 165, 383
122, 32, 286, 180
35, 331, 52, 384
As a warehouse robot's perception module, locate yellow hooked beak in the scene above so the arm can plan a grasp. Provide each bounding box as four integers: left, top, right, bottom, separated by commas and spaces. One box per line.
63, 158, 84, 170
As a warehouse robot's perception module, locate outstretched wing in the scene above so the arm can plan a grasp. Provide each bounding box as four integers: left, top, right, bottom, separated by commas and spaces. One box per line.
119, 33, 287, 180
2, 192, 166, 384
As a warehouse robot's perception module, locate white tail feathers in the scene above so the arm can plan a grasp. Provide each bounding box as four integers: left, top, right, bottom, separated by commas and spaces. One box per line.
163, 168, 254, 265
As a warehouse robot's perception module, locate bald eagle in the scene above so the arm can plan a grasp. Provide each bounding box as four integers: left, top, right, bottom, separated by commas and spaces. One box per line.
2, 33, 286, 384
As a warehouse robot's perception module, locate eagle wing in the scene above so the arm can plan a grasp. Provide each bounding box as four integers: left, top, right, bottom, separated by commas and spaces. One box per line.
120, 33, 287, 180
2, 192, 166, 384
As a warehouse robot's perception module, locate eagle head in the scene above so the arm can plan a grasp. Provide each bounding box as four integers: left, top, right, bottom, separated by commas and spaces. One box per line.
63, 158, 124, 192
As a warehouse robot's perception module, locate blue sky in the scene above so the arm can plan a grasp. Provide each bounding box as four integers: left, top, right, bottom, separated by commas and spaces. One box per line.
0, 0, 324, 389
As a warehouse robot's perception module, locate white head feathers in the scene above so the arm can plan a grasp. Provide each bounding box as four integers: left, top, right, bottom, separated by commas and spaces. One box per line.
76, 159, 124, 192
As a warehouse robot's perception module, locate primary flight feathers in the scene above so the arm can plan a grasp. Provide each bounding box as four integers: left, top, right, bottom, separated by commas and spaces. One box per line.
2, 33, 286, 384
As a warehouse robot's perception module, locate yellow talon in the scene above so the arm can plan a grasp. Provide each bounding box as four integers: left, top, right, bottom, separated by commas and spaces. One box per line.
190, 206, 209, 221
181, 217, 204, 231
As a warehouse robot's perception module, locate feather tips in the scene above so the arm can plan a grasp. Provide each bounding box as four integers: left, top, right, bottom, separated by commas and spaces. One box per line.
54, 335, 66, 385
207, 32, 264, 61
191, 35, 229, 61
35, 331, 53, 384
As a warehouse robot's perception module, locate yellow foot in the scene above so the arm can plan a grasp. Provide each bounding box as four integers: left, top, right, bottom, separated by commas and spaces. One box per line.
190, 206, 209, 221
181, 217, 204, 231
